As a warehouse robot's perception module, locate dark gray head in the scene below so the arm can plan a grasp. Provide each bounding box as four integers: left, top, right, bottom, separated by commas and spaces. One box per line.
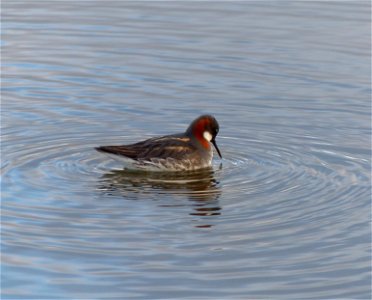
186, 115, 222, 158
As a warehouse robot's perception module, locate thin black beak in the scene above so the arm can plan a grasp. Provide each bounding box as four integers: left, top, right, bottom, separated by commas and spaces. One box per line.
211, 139, 222, 159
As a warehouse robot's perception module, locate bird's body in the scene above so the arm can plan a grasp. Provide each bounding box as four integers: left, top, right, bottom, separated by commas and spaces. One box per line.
96, 115, 222, 171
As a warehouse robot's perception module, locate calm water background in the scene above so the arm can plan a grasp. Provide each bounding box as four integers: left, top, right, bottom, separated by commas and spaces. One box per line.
2, 1, 371, 299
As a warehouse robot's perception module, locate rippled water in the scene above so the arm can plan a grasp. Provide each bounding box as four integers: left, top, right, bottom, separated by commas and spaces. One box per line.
2, 1, 371, 299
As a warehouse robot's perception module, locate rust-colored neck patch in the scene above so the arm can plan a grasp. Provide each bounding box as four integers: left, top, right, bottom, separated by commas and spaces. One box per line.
192, 118, 211, 150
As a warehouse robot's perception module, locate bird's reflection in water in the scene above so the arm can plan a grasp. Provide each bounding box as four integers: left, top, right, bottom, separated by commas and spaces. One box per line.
98, 167, 222, 227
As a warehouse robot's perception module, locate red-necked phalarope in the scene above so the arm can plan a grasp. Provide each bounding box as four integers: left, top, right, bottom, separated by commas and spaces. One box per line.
96, 115, 222, 171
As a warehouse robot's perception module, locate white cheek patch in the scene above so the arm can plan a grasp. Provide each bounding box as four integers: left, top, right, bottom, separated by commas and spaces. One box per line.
203, 131, 213, 142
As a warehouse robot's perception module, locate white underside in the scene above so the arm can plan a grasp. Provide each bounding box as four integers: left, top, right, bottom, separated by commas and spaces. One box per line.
103, 152, 212, 172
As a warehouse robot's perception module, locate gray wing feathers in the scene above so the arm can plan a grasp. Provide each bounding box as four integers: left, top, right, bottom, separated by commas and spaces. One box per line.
96, 136, 195, 161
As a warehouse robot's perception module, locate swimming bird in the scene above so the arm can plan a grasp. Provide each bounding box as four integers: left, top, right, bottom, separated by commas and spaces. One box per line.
96, 115, 222, 171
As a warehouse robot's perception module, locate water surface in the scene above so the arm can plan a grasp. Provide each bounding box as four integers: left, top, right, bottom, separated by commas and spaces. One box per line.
2, 1, 371, 299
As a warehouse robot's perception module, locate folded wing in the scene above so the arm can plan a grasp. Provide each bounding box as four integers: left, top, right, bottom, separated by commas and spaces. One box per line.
95, 135, 195, 161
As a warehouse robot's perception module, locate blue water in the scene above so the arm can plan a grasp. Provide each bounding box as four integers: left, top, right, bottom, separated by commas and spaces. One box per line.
2, 1, 371, 299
